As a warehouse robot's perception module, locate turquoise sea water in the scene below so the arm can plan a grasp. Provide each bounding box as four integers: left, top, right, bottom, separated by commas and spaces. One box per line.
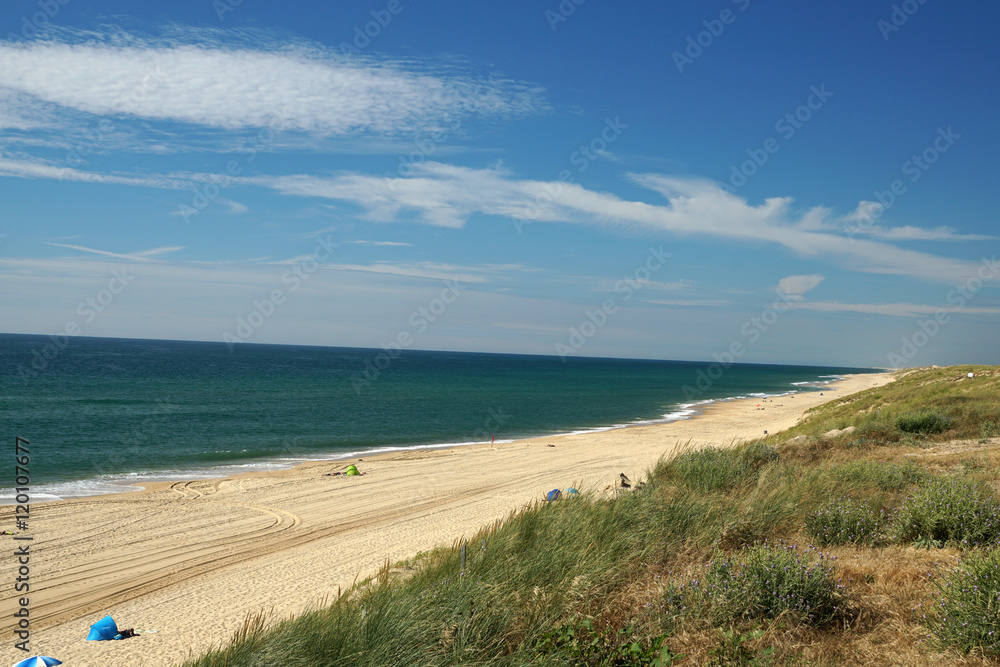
1, 334, 877, 501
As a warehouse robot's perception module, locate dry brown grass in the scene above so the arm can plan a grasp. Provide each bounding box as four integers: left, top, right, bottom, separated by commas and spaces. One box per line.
608, 439, 1000, 666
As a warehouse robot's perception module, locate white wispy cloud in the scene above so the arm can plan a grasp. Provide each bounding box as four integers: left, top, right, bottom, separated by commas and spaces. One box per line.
490, 321, 566, 334
0, 89, 55, 131
221, 199, 248, 215
859, 224, 998, 242
843, 200, 882, 223
776, 274, 825, 301
263, 259, 529, 284
644, 299, 729, 307
842, 202, 997, 241
345, 240, 412, 247
246, 162, 990, 284
593, 278, 692, 292
0, 31, 545, 147
44, 242, 184, 261
0, 152, 190, 187
792, 301, 1000, 317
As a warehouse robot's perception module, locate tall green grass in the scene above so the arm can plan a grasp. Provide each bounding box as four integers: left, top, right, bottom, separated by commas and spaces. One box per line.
659, 441, 777, 493
829, 460, 927, 492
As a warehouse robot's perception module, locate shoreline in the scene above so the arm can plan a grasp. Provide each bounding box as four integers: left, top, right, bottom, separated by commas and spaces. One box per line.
4, 373, 857, 504
0, 371, 895, 667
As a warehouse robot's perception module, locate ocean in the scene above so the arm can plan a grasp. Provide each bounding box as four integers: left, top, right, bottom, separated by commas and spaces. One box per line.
1, 334, 876, 502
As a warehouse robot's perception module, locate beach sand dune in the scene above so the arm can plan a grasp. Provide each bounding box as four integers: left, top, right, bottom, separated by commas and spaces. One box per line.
0, 373, 892, 666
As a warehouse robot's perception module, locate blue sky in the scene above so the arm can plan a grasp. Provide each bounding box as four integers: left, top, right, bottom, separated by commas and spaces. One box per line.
1, 0, 998, 368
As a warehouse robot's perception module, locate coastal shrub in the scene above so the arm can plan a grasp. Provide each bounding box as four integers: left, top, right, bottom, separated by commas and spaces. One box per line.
927, 548, 1000, 657
663, 544, 841, 625
831, 460, 927, 492
805, 497, 890, 547
742, 440, 780, 466
534, 618, 683, 666
664, 442, 778, 493
709, 628, 775, 666
894, 476, 1000, 547
852, 416, 900, 446
895, 411, 951, 435
980, 420, 1000, 443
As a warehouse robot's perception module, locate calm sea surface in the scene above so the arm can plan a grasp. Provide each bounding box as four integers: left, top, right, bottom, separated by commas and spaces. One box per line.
1, 334, 876, 501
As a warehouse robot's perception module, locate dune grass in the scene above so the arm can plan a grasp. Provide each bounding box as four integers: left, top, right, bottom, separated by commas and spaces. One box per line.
805, 497, 891, 547
182, 366, 1000, 666
779, 365, 1000, 450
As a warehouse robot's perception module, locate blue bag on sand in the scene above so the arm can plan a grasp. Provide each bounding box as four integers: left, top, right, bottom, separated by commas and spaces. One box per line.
546, 489, 561, 501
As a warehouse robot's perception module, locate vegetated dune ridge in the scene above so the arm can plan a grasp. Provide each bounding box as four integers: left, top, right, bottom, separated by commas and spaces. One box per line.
0, 372, 891, 666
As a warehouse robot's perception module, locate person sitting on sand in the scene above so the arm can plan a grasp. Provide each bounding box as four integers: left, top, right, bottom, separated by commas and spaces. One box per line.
115, 628, 137, 639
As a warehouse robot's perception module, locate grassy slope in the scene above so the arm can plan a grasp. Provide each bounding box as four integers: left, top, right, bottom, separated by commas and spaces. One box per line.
182, 366, 1000, 666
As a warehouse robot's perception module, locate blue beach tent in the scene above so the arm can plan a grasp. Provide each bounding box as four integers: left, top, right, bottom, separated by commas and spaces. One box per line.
545, 489, 561, 501
86, 614, 121, 641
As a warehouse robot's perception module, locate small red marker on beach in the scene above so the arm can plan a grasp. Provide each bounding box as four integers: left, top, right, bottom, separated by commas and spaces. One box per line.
492, 434, 494, 443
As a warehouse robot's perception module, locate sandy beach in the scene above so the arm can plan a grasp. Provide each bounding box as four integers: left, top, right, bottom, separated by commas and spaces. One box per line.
1, 372, 894, 666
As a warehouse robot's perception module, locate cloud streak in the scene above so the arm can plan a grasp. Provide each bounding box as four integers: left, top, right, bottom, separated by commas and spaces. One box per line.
854, 224, 999, 242
791, 301, 1000, 317
247, 162, 989, 284
0, 152, 190, 187
44, 242, 184, 262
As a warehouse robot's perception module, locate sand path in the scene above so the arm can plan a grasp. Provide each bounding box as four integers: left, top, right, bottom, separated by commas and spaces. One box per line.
0, 372, 893, 666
